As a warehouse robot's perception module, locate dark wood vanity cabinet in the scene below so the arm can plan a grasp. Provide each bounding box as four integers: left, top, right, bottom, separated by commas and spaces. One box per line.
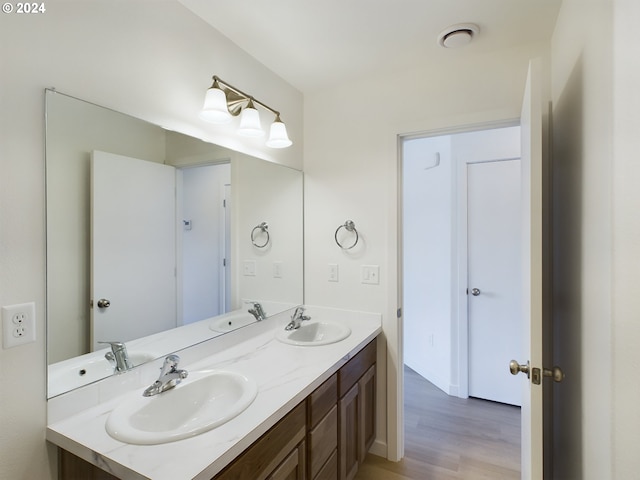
338, 340, 377, 480
215, 402, 306, 480
58, 339, 377, 480
217, 339, 376, 480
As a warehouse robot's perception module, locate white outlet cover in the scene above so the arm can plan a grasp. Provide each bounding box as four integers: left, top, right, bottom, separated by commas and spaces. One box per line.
2, 302, 36, 348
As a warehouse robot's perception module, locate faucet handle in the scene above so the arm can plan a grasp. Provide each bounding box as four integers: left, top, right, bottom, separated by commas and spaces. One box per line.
160, 354, 180, 374
98, 341, 125, 350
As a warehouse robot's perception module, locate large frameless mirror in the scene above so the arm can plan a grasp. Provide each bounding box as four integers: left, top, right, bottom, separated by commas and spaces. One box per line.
45, 89, 303, 398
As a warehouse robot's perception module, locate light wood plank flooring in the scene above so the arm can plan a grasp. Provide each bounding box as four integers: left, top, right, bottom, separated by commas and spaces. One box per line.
355, 366, 520, 479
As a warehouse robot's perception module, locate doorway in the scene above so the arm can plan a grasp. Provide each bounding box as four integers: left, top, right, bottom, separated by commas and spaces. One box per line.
401, 124, 523, 463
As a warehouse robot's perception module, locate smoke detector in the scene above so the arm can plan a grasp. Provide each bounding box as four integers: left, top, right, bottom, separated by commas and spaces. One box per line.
437, 23, 479, 48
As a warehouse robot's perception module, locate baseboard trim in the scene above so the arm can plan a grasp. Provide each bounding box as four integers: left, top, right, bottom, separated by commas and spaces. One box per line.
368, 439, 387, 459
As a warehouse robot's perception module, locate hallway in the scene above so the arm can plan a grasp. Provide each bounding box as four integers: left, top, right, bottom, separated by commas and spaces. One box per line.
355, 366, 520, 479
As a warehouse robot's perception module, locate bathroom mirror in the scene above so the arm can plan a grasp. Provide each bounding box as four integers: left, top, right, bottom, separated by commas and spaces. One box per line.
45, 89, 303, 398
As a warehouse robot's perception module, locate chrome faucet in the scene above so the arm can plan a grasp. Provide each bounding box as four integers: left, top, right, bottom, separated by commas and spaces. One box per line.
99, 341, 133, 373
285, 306, 311, 331
248, 301, 267, 321
143, 354, 188, 397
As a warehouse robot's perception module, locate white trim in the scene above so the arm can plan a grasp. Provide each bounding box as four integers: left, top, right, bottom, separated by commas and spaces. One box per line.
394, 118, 522, 460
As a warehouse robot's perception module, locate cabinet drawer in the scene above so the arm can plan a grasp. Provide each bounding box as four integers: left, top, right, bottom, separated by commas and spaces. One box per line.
267, 440, 306, 480
338, 340, 376, 398
314, 449, 338, 480
215, 402, 306, 480
309, 405, 337, 478
308, 373, 337, 428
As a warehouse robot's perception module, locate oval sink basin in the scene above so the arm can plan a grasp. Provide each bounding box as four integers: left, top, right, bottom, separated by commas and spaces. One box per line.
275, 321, 351, 346
106, 370, 258, 445
209, 314, 257, 333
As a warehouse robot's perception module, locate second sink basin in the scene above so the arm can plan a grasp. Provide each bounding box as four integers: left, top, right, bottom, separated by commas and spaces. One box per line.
106, 370, 258, 445
276, 321, 351, 346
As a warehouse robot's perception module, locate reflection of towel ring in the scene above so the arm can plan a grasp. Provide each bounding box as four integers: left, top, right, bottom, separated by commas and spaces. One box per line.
335, 220, 359, 250
251, 222, 270, 248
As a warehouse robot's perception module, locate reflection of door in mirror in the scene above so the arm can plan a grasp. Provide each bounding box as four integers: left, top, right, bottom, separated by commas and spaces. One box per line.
180, 164, 231, 323
91, 151, 178, 351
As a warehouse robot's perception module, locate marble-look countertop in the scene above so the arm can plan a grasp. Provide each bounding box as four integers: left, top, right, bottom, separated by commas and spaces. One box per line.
46, 306, 382, 480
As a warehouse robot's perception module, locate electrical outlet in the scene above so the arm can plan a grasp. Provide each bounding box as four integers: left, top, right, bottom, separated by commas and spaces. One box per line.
2, 302, 36, 348
361, 265, 380, 285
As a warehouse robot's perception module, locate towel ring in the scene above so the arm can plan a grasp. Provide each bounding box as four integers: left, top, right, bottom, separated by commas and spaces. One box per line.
335, 220, 359, 250
251, 222, 270, 248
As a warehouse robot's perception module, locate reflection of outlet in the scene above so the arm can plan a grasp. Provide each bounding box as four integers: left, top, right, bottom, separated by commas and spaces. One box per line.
2, 302, 36, 348
243, 260, 256, 276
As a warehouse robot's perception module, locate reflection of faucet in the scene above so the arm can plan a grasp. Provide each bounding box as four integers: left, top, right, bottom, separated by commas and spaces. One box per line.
285, 306, 311, 331
143, 354, 188, 397
248, 301, 267, 321
99, 341, 133, 373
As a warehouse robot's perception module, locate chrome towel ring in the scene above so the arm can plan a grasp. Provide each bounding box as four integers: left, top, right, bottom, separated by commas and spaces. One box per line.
251, 222, 270, 248
335, 220, 359, 250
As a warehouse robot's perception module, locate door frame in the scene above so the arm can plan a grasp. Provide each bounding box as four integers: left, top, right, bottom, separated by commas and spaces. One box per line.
395, 118, 520, 459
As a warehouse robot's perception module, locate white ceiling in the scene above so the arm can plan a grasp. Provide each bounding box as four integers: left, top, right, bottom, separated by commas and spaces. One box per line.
178, 0, 561, 94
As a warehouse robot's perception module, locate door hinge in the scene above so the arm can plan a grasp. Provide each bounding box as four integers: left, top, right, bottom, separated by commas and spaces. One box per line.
397, 307, 402, 318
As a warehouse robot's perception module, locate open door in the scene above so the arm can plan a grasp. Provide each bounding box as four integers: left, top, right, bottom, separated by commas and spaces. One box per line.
512, 58, 563, 480
90, 151, 177, 351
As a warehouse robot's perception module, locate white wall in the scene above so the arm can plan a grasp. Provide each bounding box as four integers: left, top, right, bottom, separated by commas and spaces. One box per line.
304, 41, 550, 459
0, 2, 302, 478
552, 0, 640, 478
550, 0, 614, 478
402, 135, 454, 394
611, 1, 640, 477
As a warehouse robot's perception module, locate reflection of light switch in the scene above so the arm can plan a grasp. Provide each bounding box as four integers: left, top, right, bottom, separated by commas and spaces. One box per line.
361, 265, 380, 284
273, 261, 283, 278
243, 260, 256, 276
328, 264, 339, 282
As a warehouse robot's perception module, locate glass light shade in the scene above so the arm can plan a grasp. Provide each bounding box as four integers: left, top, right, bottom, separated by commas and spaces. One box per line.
266, 120, 293, 148
199, 87, 232, 124
237, 106, 265, 137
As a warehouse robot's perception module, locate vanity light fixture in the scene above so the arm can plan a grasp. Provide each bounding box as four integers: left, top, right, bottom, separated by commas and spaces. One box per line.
199, 75, 292, 148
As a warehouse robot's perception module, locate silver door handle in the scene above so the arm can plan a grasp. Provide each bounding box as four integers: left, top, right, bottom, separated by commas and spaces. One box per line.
97, 298, 111, 309
509, 360, 530, 378
510, 360, 564, 384
471, 288, 481, 296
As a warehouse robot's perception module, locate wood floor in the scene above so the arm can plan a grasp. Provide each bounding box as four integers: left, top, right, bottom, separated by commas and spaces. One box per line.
355, 366, 521, 480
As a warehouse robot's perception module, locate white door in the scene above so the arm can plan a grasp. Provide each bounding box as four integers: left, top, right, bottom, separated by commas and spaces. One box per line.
517, 59, 544, 480
90, 151, 177, 351
468, 159, 522, 406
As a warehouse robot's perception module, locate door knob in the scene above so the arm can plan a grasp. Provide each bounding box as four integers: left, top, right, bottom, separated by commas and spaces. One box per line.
543, 366, 565, 383
510, 360, 565, 385
509, 359, 530, 378
97, 298, 111, 309
470, 288, 481, 296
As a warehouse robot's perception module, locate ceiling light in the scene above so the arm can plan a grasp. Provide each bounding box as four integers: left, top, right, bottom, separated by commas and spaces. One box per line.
437, 23, 479, 48
199, 76, 292, 148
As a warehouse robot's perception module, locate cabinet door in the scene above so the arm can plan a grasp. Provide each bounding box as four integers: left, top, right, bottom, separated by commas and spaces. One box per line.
358, 365, 376, 462
267, 441, 306, 480
339, 383, 359, 480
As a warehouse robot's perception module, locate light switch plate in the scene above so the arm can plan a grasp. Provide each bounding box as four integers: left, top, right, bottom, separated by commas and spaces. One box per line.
328, 264, 339, 282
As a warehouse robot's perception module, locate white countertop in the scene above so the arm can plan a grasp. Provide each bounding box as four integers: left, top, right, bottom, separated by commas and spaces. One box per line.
46, 306, 382, 480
